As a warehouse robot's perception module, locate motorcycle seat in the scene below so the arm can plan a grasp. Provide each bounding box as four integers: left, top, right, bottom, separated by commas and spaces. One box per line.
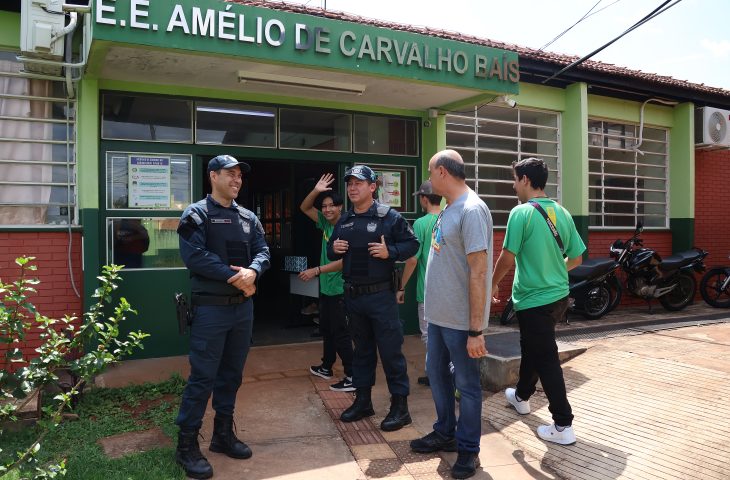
569, 257, 617, 281
659, 249, 702, 271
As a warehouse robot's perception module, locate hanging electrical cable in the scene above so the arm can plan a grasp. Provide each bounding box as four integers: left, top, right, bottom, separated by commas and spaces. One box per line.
541, 0, 682, 84
539, 0, 603, 51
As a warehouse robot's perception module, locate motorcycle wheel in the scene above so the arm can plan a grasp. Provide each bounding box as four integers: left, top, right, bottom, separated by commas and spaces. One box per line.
500, 299, 517, 325
658, 271, 697, 311
699, 268, 730, 308
607, 275, 622, 313
582, 284, 612, 319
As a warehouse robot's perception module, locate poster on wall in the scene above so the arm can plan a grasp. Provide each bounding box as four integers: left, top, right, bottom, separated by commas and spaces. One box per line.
128, 156, 171, 208
376, 170, 403, 208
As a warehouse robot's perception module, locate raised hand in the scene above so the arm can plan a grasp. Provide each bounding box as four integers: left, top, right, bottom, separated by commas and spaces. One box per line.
315, 173, 335, 193
368, 235, 389, 259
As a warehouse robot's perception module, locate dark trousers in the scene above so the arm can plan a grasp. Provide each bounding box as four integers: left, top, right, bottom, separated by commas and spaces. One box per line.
175, 301, 253, 430
345, 289, 409, 396
515, 296, 574, 427
319, 293, 353, 377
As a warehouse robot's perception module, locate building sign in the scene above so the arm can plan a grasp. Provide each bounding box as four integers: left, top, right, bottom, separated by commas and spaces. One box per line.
128, 156, 171, 208
93, 0, 519, 94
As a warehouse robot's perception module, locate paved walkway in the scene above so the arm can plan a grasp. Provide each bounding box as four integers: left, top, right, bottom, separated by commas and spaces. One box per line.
487, 321, 730, 480
98, 336, 557, 479
96, 304, 730, 479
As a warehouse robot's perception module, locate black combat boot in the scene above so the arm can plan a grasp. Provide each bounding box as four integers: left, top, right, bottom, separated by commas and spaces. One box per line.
340, 387, 375, 422
380, 395, 412, 431
209, 413, 253, 459
175, 428, 213, 479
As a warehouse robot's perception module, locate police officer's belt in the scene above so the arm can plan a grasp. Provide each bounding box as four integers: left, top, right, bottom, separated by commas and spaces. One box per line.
344, 280, 392, 296
191, 293, 249, 306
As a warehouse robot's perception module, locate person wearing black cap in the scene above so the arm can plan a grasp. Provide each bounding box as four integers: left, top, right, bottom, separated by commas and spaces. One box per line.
174, 154, 270, 479
397, 180, 442, 386
327, 164, 420, 431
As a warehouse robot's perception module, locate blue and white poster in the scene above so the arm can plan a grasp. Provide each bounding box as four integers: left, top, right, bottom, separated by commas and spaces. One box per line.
128, 156, 171, 208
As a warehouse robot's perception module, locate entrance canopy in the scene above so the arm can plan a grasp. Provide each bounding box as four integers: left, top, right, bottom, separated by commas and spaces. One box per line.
90, 0, 520, 111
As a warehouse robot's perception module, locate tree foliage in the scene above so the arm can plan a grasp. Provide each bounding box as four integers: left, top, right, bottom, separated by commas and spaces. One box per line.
0, 257, 149, 478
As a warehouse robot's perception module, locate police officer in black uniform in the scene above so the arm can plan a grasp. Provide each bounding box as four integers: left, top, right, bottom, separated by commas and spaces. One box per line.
328, 165, 419, 431
175, 155, 270, 479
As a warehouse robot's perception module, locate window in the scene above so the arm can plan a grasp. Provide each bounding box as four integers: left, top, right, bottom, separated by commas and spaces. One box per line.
195, 102, 276, 147
106, 152, 192, 210
446, 105, 560, 226
279, 108, 351, 151
107, 217, 185, 269
588, 119, 668, 228
0, 52, 76, 226
102, 93, 192, 143
354, 115, 418, 156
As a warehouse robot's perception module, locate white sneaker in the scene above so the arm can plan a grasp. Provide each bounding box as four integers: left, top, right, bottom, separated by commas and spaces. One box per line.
537, 424, 576, 445
505, 388, 530, 415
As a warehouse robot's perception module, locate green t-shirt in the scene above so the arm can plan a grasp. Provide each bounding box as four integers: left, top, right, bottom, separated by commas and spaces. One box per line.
412, 212, 439, 303
503, 198, 586, 311
317, 211, 344, 296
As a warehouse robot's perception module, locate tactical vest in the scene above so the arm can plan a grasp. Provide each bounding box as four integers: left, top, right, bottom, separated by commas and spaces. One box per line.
338, 203, 393, 284
192, 198, 254, 295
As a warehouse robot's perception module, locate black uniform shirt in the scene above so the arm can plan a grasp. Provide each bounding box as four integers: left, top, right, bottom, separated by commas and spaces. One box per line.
327, 201, 419, 284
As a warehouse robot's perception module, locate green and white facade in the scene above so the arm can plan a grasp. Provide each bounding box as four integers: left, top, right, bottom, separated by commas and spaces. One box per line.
2, 0, 730, 360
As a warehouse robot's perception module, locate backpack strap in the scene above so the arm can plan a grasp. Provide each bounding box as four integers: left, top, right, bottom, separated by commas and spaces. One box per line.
528, 200, 564, 253
376, 203, 390, 218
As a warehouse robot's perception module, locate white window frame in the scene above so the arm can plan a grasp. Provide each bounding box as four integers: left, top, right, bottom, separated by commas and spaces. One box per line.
588, 118, 669, 229
0, 54, 77, 227
446, 105, 561, 227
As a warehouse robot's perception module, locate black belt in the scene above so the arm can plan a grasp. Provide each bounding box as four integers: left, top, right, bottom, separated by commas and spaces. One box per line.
344, 280, 393, 296
191, 294, 249, 306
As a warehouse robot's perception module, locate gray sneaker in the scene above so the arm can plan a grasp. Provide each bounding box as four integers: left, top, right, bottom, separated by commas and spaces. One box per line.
330, 376, 355, 392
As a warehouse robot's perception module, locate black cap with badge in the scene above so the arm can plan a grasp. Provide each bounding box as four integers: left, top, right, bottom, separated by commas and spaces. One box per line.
207, 155, 251, 174
344, 165, 377, 183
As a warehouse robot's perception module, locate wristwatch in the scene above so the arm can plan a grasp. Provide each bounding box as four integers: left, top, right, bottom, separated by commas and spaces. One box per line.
468, 330, 483, 337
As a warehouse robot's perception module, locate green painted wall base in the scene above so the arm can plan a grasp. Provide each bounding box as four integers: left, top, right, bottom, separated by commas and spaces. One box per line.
670, 218, 695, 253
572, 215, 590, 258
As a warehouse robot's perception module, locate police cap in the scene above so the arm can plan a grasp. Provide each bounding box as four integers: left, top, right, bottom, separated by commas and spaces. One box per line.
344, 165, 377, 183
207, 155, 251, 174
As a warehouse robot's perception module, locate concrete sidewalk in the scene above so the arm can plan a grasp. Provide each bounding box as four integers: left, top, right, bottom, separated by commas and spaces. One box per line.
97, 336, 557, 479
95, 303, 730, 479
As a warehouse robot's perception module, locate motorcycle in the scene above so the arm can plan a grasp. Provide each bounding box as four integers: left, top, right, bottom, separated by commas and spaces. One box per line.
499, 257, 621, 325
699, 255, 730, 308
609, 222, 708, 311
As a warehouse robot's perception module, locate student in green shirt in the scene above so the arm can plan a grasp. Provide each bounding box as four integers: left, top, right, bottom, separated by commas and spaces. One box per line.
398, 180, 441, 386
299, 173, 354, 392
491, 157, 585, 446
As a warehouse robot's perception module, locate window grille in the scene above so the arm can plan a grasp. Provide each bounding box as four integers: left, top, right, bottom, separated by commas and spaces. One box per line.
0, 52, 76, 226
588, 119, 669, 228
446, 105, 560, 226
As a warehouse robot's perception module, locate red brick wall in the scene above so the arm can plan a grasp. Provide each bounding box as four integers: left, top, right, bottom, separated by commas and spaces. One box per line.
0, 232, 83, 369
695, 149, 730, 268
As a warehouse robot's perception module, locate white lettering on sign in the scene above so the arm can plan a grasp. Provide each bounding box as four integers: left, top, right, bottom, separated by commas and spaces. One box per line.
130, 0, 149, 30
94, 3, 520, 84
96, 0, 116, 26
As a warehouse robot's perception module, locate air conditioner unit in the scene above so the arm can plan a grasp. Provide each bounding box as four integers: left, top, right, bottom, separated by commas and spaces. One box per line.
20, 0, 67, 74
695, 107, 730, 149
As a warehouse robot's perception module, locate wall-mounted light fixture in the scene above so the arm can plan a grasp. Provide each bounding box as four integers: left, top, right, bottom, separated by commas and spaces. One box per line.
237, 70, 366, 96
492, 95, 517, 108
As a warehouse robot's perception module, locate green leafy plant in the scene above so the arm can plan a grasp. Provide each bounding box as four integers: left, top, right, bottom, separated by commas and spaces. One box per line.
0, 257, 149, 479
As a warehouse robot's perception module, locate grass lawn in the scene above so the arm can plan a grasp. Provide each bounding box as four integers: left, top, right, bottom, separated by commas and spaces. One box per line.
1, 376, 188, 480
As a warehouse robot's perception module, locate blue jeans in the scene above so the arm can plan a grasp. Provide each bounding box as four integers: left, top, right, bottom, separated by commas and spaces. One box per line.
427, 323, 483, 453
176, 301, 253, 429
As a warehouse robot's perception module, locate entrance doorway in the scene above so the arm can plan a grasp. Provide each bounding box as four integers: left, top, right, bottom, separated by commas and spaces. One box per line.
201, 156, 345, 345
